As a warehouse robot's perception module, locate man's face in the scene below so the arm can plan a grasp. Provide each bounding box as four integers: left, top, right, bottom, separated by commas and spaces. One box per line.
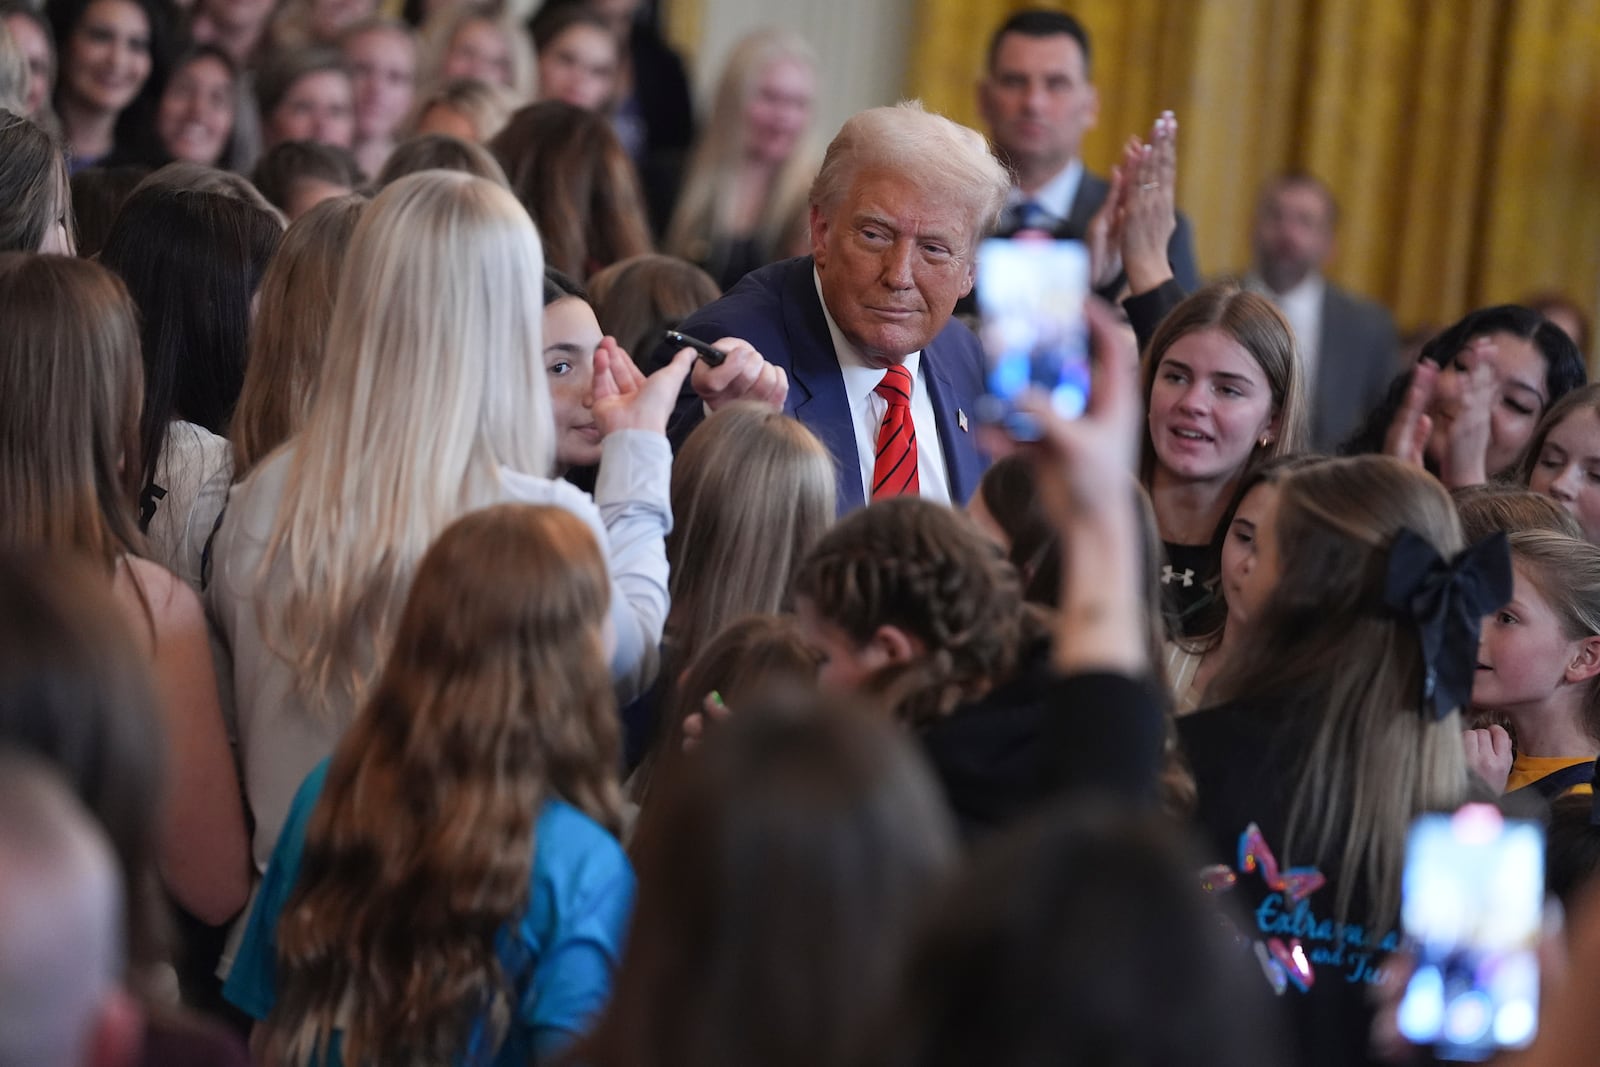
811, 168, 976, 368
978, 31, 1097, 178
1252, 182, 1335, 292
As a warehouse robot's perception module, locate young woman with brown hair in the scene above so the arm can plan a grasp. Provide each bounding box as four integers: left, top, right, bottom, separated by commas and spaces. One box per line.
1178, 455, 1504, 1066
0, 108, 72, 252
1139, 283, 1309, 634
576, 698, 956, 1067
627, 612, 821, 812
586, 252, 720, 365
1517, 382, 1600, 542
227, 504, 633, 1065
666, 402, 835, 674
0, 253, 249, 931
98, 181, 284, 588
489, 100, 652, 279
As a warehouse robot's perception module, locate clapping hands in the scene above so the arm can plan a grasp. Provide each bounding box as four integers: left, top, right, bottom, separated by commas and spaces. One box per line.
1086, 111, 1179, 295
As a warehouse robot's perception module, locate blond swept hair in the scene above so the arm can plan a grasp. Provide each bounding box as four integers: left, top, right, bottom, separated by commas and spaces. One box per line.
1210, 456, 1470, 926
809, 100, 1009, 249
256, 171, 553, 716
665, 28, 820, 268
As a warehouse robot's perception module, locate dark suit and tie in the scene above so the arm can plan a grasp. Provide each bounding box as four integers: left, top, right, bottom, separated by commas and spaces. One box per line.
660, 256, 989, 515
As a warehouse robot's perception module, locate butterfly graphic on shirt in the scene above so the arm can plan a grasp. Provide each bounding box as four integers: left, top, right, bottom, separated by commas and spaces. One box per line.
1201, 823, 1327, 996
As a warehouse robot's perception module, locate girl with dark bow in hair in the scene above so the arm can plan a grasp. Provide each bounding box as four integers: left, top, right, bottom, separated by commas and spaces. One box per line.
1176, 455, 1510, 1067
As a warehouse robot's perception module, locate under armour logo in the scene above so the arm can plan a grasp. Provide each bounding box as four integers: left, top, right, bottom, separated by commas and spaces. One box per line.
1162, 565, 1195, 588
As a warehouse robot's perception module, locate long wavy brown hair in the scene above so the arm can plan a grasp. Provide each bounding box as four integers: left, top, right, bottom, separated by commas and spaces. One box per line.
262, 503, 623, 1066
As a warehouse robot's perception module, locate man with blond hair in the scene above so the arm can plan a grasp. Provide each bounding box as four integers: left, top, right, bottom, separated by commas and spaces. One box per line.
659, 100, 1008, 513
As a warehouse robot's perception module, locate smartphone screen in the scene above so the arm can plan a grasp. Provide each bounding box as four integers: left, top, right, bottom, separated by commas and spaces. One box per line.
974, 237, 1090, 440
1397, 804, 1543, 1061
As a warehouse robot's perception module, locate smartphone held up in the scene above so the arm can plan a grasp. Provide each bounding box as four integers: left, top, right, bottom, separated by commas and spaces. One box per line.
975, 236, 1091, 441
1397, 803, 1543, 1061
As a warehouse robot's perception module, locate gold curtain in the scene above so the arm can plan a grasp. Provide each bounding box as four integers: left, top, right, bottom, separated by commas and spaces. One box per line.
906, 0, 1600, 349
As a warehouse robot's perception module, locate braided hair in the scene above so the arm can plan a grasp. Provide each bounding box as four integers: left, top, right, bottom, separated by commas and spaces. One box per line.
791, 497, 1035, 726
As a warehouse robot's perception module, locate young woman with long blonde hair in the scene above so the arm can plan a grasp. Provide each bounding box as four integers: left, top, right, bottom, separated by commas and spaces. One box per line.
664, 28, 818, 290
226, 504, 633, 1066
417, 3, 535, 108
206, 170, 690, 873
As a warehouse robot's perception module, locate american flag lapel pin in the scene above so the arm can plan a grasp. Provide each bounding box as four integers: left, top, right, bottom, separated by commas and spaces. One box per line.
957, 409, 969, 432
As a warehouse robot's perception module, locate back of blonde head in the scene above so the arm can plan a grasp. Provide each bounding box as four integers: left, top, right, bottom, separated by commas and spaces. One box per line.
667, 402, 835, 667
260, 170, 552, 717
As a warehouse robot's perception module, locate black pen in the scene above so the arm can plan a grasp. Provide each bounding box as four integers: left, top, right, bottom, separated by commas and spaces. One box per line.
663, 329, 727, 367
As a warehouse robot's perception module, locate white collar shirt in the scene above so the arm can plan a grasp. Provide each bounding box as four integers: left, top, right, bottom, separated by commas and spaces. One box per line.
1007, 157, 1085, 228
814, 268, 952, 504
1251, 270, 1326, 382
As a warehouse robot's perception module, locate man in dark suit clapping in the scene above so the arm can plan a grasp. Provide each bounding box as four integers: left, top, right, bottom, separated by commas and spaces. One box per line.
976, 9, 1201, 293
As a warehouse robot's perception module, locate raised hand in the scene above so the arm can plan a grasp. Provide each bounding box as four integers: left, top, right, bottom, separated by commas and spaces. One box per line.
1086, 154, 1127, 291
1122, 111, 1179, 295
593, 342, 696, 436
1436, 342, 1497, 488
1383, 360, 1439, 469
980, 298, 1148, 675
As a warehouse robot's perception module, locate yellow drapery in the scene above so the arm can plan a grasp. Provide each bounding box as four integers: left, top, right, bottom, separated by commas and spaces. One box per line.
906, 0, 1600, 345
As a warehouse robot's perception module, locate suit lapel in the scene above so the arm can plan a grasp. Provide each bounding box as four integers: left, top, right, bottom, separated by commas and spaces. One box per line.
1314, 286, 1348, 440
921, 332, 982, 504
782, 260, 865, 513
1063, 171, 1109, 237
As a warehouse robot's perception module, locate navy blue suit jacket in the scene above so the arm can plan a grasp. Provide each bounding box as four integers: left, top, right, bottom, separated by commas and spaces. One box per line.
656, 256, 989, 514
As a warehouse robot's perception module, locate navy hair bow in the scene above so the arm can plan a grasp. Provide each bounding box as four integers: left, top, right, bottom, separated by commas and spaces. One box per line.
1383, 529, 1512, 720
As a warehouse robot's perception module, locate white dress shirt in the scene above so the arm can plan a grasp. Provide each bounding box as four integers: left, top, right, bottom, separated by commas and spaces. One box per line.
1006, 158, 1085, 227
814, 270, 952, 504
1251, 271, 1326, 384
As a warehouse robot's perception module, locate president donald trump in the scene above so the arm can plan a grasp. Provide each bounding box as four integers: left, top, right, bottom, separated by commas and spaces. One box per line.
662, 101, 1010, 513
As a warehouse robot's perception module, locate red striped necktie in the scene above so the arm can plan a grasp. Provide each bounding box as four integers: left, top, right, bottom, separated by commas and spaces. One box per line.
871, 364, 919, 500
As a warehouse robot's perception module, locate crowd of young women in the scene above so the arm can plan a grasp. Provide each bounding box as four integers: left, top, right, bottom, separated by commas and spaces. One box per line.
5, 5, 1600, 1067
